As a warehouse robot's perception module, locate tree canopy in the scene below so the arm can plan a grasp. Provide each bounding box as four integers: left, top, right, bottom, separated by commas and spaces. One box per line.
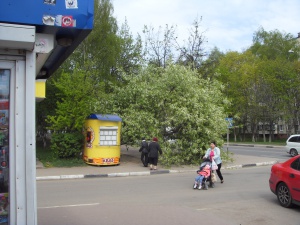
217, 27, 300, 141
110, 64, 229, 165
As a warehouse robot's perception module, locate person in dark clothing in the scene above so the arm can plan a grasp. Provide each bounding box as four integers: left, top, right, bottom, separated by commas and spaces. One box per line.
139, 138, 149, 167
148, 137, 162, 170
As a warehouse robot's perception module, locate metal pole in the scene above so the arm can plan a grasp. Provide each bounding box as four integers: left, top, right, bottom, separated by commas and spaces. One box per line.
227, 128, 229, 156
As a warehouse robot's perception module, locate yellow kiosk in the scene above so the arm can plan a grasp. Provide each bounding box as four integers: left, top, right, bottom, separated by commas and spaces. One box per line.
83, 114, 122, 166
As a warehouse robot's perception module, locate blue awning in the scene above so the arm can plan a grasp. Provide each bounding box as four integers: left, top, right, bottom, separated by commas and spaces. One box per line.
0, 0, 94, 79
87, 114, 122, 122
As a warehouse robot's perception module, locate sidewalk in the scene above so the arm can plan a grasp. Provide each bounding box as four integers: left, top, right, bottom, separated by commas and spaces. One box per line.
36, 145, 280, 181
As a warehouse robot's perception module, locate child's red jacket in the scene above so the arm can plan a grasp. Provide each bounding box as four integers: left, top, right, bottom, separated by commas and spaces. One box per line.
198, 165, 211, 178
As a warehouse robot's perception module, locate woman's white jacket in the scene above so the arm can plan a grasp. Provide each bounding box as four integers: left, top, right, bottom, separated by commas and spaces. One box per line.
204, 147, 222, 164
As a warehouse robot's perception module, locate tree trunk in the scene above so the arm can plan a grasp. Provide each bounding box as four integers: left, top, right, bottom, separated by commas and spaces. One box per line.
262, 124, 266, 142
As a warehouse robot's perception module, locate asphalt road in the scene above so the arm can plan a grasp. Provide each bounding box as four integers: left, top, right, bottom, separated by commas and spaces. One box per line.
37, 166, 300, 225
228, 145, 290, 161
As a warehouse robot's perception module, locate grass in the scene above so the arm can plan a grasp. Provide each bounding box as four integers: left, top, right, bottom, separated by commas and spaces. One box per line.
227, 139, 286, 146
36, 142, 87, 168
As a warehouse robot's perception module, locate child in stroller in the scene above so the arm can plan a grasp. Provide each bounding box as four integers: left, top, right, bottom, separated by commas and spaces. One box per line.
193, 159, 211, 190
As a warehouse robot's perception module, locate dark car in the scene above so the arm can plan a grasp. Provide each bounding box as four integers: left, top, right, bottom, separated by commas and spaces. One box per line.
269, 155, 300, 208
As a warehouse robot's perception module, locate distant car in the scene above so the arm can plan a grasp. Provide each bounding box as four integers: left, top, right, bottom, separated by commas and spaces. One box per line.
285, 134, 300, 157
269, 155, 300, 208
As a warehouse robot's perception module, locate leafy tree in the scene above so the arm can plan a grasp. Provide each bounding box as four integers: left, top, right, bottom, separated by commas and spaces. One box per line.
36, 80, 58, 147
251, 27, 300, 61
256, 58, 290, 141
115, 18, 143, 78
198, 47, 224, 80
250, 28, 300, 137
217, 28, 300, 142
59, 0, 121, 91
45, 67, 108, 158
110, 64, 229, 165
217, 50, 262, 141
46, 67, 105, 132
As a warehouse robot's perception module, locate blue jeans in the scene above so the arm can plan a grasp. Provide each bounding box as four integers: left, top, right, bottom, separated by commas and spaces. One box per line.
195, 175, 204, 183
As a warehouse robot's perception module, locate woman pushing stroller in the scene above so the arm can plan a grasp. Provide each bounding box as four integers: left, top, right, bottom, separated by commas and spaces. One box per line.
203, 141, 224, 184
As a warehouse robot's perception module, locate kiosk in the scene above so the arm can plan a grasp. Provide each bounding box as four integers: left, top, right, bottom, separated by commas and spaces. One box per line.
83, 114, 122, 166
0, 1, 94, 224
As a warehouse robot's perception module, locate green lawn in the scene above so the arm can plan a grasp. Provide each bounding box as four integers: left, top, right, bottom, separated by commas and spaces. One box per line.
36, 142, 87, 168
227, 139, 286, 146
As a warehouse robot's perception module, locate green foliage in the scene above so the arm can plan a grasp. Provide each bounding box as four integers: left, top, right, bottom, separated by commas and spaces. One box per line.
37, 0, 144, 159
198, 47, 224, 80
116, 18, 143, 77
46, 68, 103, 132
251, 27, 300, 60
50, 132, 84, 158
36, 72, 62, 146
61, 0, 143, 90
36, 141, 86, 167
111, 64, 229, 165
217, 28, 300, 141
217, 51, 260, 115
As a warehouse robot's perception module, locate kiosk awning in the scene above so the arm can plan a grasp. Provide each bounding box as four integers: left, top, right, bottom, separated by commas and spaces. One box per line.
0, 0, 94, 79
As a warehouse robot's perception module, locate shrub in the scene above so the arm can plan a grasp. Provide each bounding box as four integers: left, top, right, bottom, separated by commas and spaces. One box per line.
50, 132, 83, 158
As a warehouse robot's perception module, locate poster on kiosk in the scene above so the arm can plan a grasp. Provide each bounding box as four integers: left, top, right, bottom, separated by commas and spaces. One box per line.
0, 71, 9, 224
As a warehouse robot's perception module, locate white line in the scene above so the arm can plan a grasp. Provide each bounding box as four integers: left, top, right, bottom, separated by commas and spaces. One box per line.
196, 208, 211, 211
38, 203, 100, 209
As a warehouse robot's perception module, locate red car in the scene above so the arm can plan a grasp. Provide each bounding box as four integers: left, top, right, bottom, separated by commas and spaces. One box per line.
269, 155, 300, 208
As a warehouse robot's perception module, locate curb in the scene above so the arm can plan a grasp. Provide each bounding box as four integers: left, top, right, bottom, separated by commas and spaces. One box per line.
229, 144, 283, 148
224, 160, 279, 170
36, 160, 278, 181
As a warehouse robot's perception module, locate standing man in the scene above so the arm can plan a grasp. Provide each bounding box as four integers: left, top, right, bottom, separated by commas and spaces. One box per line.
148, 137, 162, 170
139, 137, 149, 167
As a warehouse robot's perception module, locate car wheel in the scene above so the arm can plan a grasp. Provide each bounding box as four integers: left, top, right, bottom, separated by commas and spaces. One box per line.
290, 149, 298, 157
277, 182, 293, 208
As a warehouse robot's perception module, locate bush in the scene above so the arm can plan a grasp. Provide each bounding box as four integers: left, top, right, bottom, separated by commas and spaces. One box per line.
160, 141, 234, 167
50, 132, 84, 158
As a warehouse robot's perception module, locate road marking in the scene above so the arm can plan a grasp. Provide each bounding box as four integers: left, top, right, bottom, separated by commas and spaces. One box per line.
196, 208, 211, 211
38, 203, 100, 209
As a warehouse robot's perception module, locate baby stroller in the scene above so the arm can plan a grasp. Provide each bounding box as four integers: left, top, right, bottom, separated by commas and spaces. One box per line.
193, 158, 214, 190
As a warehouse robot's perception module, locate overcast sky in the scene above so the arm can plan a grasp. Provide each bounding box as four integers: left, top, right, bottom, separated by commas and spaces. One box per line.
112, 0, 300, 53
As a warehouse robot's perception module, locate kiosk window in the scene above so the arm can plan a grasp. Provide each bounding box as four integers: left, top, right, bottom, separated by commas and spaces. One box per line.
99, 127, 118, 146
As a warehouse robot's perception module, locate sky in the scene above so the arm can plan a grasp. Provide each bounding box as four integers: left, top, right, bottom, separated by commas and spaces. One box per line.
112, 0, 300, 53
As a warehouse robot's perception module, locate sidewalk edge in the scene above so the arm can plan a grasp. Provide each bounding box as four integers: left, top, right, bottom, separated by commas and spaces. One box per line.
36, 160, 278, 181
